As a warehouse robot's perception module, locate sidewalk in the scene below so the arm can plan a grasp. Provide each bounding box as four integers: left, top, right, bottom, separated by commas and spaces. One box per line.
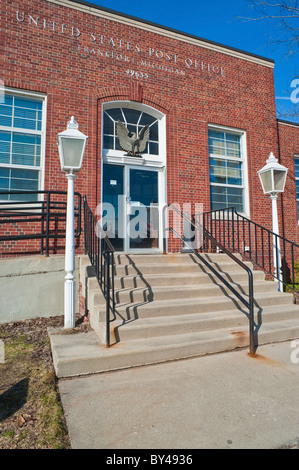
58, 341, 299, 449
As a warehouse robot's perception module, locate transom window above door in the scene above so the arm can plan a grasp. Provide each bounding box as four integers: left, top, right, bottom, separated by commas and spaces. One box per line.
103, 107, 159, 156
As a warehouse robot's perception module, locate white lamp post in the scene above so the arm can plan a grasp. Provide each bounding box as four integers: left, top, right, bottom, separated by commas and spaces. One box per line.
57, 116, 88, 328
258, 152, 288, 292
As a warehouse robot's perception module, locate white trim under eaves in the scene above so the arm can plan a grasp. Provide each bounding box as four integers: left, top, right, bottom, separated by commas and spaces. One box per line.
278, 121, 299, 130
47, 0, 275, 69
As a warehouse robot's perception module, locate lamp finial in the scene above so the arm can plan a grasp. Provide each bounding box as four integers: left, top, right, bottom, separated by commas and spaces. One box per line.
67, 116, 79, 130
267, 152, 277, 164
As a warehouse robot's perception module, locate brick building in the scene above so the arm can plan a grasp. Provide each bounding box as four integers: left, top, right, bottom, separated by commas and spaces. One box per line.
1, 0, 299, 256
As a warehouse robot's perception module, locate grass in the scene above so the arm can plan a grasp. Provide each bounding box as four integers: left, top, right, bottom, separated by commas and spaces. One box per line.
0, 316, 70, 449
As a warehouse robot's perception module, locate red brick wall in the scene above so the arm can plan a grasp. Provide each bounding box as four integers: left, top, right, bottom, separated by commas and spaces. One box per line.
1, 0, 299, 256
277, 122, 299, 244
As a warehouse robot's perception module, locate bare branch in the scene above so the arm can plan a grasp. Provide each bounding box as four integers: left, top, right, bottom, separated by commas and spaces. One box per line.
240, 1, 299, 120
240, 1, 299, 51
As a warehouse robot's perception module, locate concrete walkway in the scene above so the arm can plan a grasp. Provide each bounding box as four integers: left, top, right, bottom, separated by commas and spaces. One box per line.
58, 341, 299, 449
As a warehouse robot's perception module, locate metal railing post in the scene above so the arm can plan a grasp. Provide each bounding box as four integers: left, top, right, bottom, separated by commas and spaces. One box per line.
41, 200, 45, 255
45, 191, 51, 257
248, 270, 255, 356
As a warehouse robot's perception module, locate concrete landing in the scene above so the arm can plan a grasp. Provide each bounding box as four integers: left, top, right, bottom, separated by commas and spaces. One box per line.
58, 341, 299, 449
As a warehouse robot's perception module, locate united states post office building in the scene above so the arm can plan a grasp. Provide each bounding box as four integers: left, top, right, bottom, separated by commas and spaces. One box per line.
1, 0, 299, 257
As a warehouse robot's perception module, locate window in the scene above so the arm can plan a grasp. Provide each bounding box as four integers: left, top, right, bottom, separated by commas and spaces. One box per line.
103, 106, 159, 155
295, 156, 299, 220
208, 127, 247, 213
0, 91, 46, 201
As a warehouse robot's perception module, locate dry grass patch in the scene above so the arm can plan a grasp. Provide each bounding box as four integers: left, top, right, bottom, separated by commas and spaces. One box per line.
0, 315, 71, 449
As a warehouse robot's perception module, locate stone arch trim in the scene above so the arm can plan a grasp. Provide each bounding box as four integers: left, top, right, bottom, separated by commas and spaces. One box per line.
94, 83, 173, 114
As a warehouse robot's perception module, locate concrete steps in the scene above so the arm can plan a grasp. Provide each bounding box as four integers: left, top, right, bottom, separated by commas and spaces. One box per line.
50, 253, 299, 377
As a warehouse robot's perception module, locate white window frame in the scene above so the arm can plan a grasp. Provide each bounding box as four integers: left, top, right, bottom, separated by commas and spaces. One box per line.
295, 155, 299, 226
0, 87, 47, 203
208, 124, 249, 217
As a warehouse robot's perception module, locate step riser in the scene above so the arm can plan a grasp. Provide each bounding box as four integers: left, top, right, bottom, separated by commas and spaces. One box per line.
114, 264, 206, 276
112, 271, 266, 289
88, 270, 266, 292
114, 261, 253, 276
116, 319, 247, 341
113, 253, 243, 265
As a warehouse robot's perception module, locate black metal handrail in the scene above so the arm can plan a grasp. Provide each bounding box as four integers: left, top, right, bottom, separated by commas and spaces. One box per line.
164, 204, 255, 355
202, 207, 299, 293
84, 196, 115, 347
0, 190, 82, 256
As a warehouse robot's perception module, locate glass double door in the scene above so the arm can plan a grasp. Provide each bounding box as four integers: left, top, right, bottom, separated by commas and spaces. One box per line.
102, 164, 161, 252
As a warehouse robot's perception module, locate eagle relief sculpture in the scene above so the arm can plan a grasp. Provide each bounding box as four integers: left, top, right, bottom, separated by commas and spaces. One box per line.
116, 121, 150, 157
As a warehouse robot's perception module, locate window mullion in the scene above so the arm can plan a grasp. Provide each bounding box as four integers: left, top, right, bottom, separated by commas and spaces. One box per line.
120, 108, 126, 124
0, 162, 41, 171
113, 119, 116, 150
9, 130, 13, 166
211, 182, 245, 189
10, 98, 15, 166
11, 96, 15, 130
209, 153, 242, 162
0, 125, 42, 137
